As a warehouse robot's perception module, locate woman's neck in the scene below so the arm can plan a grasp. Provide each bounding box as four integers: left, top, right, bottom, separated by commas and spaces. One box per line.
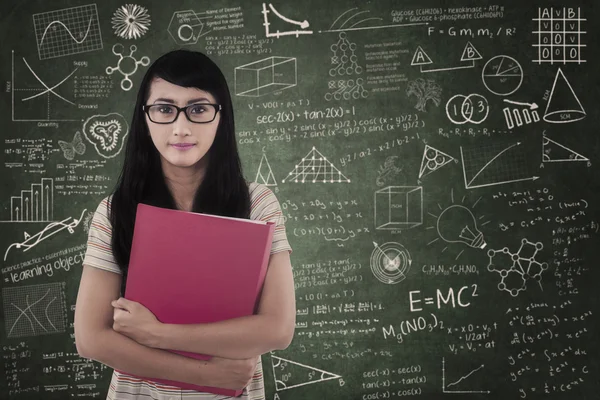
162, 160, 206, 212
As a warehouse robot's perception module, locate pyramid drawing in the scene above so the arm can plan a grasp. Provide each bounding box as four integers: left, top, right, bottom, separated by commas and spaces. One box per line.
419, 145, 455, 179
543, 68, 586, 123
542, 134, 588, 162
271, 355, 341, 391
282, 146, 350, 183
460, 41, 482, 61
411, 46, 433, 66
255, 152, 277, 186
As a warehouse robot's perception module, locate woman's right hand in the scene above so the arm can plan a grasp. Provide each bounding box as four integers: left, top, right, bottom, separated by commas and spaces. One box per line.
204, 355, 260, 390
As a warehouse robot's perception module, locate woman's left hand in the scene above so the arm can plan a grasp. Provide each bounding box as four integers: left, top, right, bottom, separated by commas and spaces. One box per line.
112, 297, 161, 348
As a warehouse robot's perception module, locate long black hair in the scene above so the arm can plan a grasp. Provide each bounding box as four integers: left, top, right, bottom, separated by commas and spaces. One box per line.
110, 50, 251, 285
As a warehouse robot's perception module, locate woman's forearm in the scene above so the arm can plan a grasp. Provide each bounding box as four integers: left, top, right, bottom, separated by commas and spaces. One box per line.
79, 327, 213, 386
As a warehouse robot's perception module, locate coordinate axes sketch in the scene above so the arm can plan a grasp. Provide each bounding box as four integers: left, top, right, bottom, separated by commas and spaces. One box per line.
33, 4, 103, 60
271, 355, 341, 391
487, 238, 549, 296
262, 3, 312, 38
532, 7, 586, 64
3, 283, 66, 338
11, 51, 79, 122
442, 357, 490, 394
370, 241, 412, 284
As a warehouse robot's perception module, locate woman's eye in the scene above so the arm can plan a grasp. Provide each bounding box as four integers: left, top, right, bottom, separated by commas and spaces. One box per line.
158, 106, 173, 113
190, 105, 207, 114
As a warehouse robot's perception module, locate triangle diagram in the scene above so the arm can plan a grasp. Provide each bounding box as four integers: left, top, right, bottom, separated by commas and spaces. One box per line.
543, 68, 586, 123
411, 46, 433, 65
460, 41, 482, 61
271, 355, 341, 391
255, 153, 277, 186
419, 145, 455, 179
283, 146, 350, 183
542, 135, 588, 162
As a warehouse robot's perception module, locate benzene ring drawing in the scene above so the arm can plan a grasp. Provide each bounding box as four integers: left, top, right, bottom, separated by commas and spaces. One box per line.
106, 44, 150, 91
370, 241, 412, 284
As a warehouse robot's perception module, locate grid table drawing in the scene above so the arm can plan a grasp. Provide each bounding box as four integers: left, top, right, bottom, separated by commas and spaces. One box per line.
460, 141, 531, 189
533, 7, 586, 64
33, 4, 103, 60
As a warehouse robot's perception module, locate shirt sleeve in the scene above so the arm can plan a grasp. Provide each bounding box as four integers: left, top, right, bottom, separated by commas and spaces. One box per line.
82, 197, 122, 274
250, 183, 293, 255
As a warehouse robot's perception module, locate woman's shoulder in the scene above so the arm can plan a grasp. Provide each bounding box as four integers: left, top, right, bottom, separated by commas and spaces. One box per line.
247, 181, 282, 215
92, 194, 114, 217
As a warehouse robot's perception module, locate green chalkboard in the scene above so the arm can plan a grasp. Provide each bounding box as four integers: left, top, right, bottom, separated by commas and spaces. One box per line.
1, 0, 599, 398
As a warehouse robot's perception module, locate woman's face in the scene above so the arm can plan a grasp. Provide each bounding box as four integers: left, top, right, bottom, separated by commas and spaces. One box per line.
145, 78, 220, 172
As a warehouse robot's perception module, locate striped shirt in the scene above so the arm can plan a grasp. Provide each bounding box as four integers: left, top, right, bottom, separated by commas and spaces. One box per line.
83, 182, 292, 400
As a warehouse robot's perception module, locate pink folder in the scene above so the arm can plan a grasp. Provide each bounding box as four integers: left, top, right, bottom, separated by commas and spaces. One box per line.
120, 203, 275, 396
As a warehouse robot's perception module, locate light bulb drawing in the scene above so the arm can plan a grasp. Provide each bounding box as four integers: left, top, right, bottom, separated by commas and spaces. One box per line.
436, 205, 486, 249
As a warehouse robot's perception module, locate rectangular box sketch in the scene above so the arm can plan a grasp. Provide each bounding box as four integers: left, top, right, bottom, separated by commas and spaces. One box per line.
374, 186, 423, 230
235, 56, 297, 97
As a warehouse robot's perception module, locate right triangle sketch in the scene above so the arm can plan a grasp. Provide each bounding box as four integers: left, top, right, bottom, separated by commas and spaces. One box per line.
542, 133, 589, 162
271, 355, 341, 391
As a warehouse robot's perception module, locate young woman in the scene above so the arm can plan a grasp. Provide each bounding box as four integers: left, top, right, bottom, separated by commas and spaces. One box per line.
74, 50, 296, 400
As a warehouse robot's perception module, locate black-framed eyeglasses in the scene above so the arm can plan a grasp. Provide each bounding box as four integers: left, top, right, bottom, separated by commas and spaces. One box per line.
142, 103, 221, 124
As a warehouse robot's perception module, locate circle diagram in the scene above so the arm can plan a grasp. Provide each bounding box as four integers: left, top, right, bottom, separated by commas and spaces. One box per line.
370, 242, 412, 284
482, 55, 523, 96
445, 94, 489, 124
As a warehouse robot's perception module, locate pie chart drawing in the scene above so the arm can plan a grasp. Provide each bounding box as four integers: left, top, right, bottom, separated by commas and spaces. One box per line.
482, 55, 523, 96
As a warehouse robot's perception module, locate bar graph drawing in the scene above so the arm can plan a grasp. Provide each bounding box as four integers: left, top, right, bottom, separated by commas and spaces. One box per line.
6, 178, 54, 223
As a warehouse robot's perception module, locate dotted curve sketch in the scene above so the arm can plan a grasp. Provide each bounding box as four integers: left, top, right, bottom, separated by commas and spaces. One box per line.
111, 4, 151, 40
532, 7, 586, 64
282, 147, 350, 183
487, 238, 549, 297
3, 283, 67, 338
33, 4, 103, 60
82, 113, 129, 158
271, 355, 342, 391
412, 42, 482, 73
4, 209, 87, 262
262, 3, 312, 38
543, 68, 585, 123
370, 241, 412, 284
482, 55, 523, 96
106, 44, 150, 91
321, 6, 429, 34
542, 132, 590, 164
442, 357, 490, 394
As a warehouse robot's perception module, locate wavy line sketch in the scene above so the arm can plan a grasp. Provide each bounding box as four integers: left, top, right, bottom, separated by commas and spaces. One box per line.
4, 209, 86, 261
321, 7, 428, 33
262, 3, 312, 38
112, 4, 151, 40
442, 357, 490, 394
282, 147, 350, 183
3, 283, 66, 338
271, 355, 341, 391
33, 4, 103, 60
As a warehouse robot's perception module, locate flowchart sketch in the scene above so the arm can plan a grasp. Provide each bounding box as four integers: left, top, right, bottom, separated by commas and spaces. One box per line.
542, 133, 589, 163
325, 32, 367, 100
271, 355, 341, 391
33, 4, 103, 60
543, 68, 585, 123
235, 57, 297, 97
255, 152, 278, 186
370, 241, 412, 284
374, 186, 422, 230
419, 145, 455, 179
482, 55, 523, 96
533, 7, 586, 64
282, 147, 350, 183
487, 238, 548, 296
3, 283, 66, 338
460, 142, 537, 189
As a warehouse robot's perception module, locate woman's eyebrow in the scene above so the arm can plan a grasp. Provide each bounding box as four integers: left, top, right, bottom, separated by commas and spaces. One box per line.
152, 97, 211, 104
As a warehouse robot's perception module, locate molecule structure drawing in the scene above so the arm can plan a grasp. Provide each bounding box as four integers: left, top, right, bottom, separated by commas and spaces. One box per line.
106, 44, 150, 91
487, 238, 548, 297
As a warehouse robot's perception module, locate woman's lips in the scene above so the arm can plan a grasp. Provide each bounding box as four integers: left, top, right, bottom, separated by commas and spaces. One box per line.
171, 143, 195, 150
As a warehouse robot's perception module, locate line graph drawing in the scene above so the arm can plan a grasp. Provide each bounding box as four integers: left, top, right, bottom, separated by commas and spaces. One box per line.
11, 51, 79, 122
4, 209, 86, 261
542, 132, 589, 163
3, 283, 66, 338
320, 7, 428, 33
282, 147, 350, 183
271, 355, 341, 391
4, 178, 54, 223
442, 357, 490, 394
33, 4, 103, 60
460, 142, 538, 189
262, 3, 313, 38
